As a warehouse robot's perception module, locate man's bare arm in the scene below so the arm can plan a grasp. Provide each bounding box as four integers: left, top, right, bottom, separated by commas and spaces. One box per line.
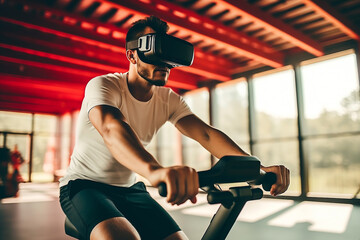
175, 114, 249, 159
175, 114, 290, 196
89, 105, 161, 178
89, 105, 199, 204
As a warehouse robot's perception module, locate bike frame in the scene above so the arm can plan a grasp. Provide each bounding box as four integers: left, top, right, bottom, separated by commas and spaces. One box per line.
202, 186, 263, 240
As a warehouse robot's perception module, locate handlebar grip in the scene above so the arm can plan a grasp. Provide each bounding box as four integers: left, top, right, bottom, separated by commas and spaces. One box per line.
158, 182, 167, 197
262, 172, 277, 191
207, 191, 233, 205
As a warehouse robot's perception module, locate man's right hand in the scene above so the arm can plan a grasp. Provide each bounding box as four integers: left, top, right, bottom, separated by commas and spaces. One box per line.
148, 166, 199, 206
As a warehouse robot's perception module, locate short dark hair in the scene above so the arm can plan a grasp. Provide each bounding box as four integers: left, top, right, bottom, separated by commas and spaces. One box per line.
126, 16, 169, 44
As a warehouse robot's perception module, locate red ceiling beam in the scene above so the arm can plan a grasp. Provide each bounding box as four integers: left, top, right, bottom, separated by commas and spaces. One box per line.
0, 94, 81, 109
0, 41, 126, 73
0, 4, 232, 81
104, 0, 284, 68
0, 101, 80, 115
0, 15, 126, 54
1, 28, 231, 81
0, 59, 94, 84
3, 0, 128, 51
0, 55, 105, 79
0, 43, 125, 73
0, 74, 85, 100
220, 0, 324, 57
166, 79, 197, 90
0, 27, 130, 69
302, 0, 360, 41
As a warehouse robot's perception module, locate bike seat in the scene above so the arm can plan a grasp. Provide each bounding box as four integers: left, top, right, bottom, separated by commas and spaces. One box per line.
65, 217, 82, 239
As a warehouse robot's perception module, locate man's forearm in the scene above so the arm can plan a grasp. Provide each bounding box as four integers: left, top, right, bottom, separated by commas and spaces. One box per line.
89, 106, 162, 179
104, 119, 162, 178
201, 127, 250, 159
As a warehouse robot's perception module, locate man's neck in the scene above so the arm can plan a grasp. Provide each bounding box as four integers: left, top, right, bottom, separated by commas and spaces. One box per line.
126, 70, 154, 102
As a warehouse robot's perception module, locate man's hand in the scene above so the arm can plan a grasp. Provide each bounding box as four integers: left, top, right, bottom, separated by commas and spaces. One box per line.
261, 165, 290, 196
148, 166, 199, 205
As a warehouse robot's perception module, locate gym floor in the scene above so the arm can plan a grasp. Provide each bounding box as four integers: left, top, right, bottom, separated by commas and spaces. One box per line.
0, 183, 359, 240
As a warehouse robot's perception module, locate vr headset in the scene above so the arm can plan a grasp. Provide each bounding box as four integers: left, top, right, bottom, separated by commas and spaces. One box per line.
126, 33, 194, 68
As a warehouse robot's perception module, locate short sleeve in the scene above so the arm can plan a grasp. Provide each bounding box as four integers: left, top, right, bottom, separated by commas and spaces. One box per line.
85, 76, 121, 113
168, 90, 193, 124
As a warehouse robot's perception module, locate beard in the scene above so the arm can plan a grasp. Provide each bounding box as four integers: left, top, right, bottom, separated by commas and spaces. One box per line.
137, 62, 167, 87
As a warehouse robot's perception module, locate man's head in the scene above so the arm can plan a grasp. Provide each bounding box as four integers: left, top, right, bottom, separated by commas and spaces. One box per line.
126, 16, 169, 44
126, 16, 170, 87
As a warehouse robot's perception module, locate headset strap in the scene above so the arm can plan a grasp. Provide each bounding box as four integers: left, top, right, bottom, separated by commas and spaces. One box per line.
126, 40, 138, 50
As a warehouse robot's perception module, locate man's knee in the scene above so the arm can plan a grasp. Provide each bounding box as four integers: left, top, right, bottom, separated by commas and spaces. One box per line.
164, 231, 189, 240
90, 217, 140, 240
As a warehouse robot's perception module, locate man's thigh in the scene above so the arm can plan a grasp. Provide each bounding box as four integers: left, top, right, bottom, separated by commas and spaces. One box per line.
60, 181, 182, 240
61, 187, 123, 240
113, 183, 181, 240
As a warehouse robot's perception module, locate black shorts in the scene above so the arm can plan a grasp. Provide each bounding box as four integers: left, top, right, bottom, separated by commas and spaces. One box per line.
59, 179, 181, 240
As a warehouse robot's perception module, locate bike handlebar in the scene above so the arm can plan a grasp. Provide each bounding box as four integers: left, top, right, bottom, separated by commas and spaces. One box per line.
158, 171, 276, 197
158, 156, 277, 198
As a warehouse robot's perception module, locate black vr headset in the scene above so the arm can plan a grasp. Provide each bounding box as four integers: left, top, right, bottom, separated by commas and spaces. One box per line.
126, 33, 194, 68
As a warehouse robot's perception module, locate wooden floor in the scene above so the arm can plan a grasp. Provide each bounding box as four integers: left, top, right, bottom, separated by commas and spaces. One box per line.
0, 183, 359, 240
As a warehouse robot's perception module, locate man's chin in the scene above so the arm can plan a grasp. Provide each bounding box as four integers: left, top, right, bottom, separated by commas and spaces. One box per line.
149, 79, 166, 86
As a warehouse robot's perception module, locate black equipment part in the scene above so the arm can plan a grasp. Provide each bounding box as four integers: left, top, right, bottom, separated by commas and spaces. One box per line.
126, 33, 194, 68
158, 155, 277, 240
158, 156, 275, 197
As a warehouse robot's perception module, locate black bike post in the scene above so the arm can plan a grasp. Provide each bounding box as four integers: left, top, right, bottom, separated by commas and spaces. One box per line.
202, 186, 263, 240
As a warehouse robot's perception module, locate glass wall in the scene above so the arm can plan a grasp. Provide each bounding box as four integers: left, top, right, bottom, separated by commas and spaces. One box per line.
300, 51, 360, 197
0, 111, 59, 182
4, 134, 31, 182
156, 122, 180, 167
32, 114, 58, 182
0, 48, 359, 202
0, 111, 32, 182
60, 113, 72, 170
183, 88, 211, 171
0, 111, 32, 133
252, 67, 301, 195
155, 49, 359, 201
212, 79, 250, 154
145, 134, 157, 161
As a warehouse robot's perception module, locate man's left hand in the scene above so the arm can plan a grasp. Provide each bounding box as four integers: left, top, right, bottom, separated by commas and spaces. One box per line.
261, 165, 290, 196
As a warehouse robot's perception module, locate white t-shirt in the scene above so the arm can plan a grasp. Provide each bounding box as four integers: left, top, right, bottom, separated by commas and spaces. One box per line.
59, 72, 193, 187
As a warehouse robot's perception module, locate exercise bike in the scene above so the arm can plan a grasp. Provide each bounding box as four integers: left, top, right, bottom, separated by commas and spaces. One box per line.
64, 155, 276, 240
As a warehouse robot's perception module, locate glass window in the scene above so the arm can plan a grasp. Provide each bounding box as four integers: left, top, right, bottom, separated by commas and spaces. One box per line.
300, 50, 360, 198
0, 111, 32, 133
60, 114, 71, 169
304, 135, 360, 197
253, 68, 298, 140
156, 122, 180, 167
184, 88, 210, 123
213, 79, 250, 147
252, 67, 300, 195
183, 88, 211, 171
5, 134, 31, 182
145, 134, 157, 160
32, 135, 56, 182
34, 114, 57, 134
32, 114, 58, 182
301, 51, 360, 136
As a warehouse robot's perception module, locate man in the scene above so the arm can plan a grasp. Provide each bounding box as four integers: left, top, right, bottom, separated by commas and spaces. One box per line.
10, 144, 25, 183
59, 16, 290, 240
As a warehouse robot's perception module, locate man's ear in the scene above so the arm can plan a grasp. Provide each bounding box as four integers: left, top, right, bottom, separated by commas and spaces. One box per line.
126, 50, 137, 64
